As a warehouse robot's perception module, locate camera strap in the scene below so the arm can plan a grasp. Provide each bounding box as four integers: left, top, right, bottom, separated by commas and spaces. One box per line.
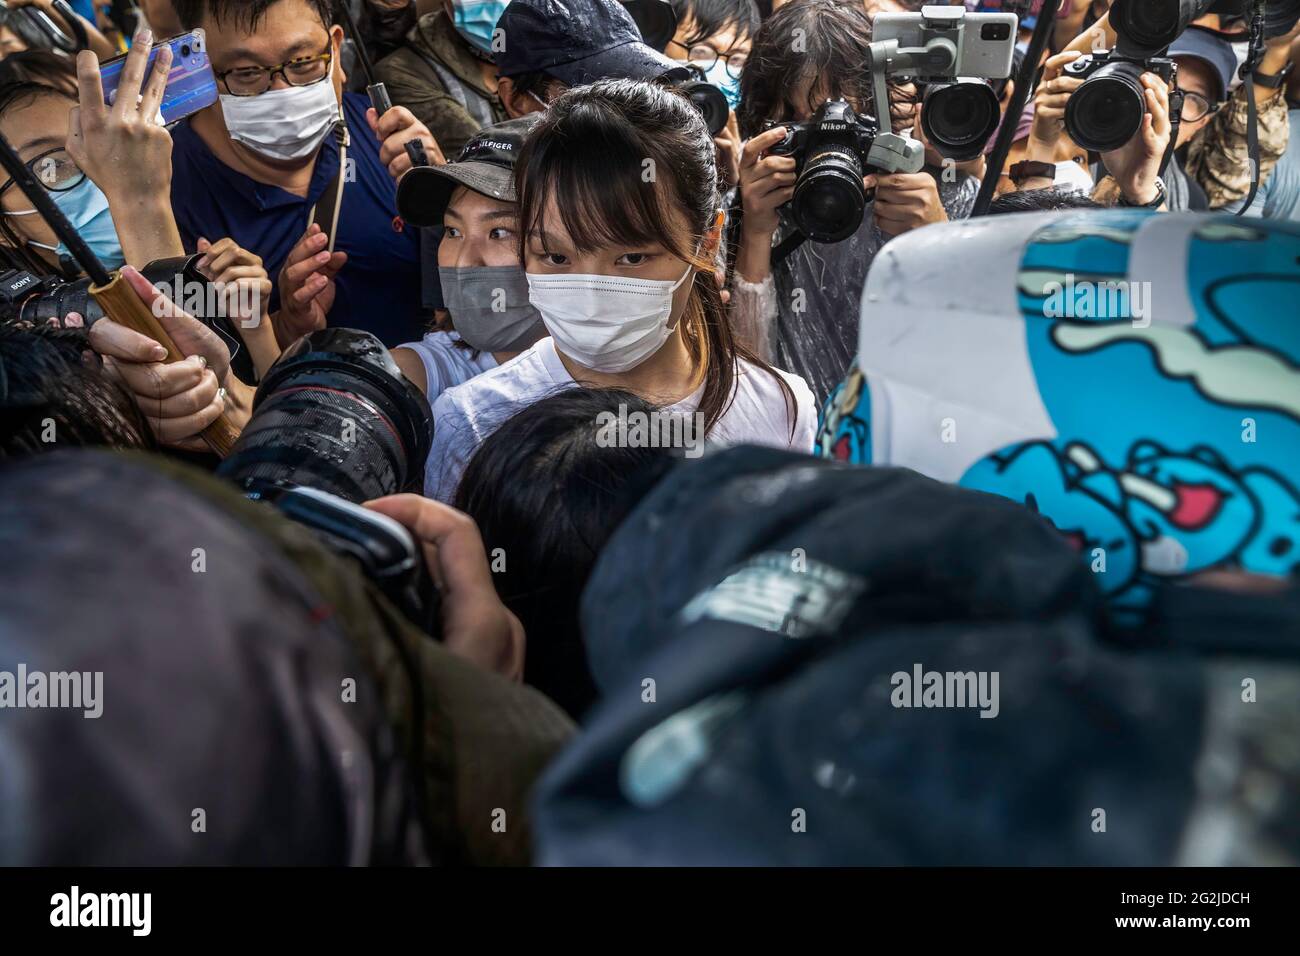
771, 229, 808, 268
1235, 0, 1268, 216
1240, 78, 1261, 214
308, 116, 350, 252
1158, 89, 1184, 179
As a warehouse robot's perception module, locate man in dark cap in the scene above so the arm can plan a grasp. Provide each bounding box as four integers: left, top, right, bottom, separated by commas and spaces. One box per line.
378, 0, 691, 154
493, 0, 690, 115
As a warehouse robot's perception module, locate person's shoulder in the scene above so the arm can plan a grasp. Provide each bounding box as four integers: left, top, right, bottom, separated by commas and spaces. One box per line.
341, 91, 373, 125
730, 358, 817, 450
169, 116, 201, 150
373, 43, 422, 80
736, 357, 815, 407
404, 331, 496, 396
438, 339, 541, 401
167, 118, 212, 178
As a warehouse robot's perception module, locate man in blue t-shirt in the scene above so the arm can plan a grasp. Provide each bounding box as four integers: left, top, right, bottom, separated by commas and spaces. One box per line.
168, 0, 443, 347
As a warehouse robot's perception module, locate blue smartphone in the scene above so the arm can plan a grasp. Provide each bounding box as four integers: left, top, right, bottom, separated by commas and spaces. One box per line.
100, 29, 218, 126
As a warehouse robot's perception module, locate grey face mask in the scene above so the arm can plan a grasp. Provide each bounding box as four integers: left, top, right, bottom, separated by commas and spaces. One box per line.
439, 264, 546, 353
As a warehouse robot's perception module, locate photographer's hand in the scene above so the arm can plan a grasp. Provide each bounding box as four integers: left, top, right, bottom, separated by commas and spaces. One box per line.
366, 105, 445, 181
274, 223, 347, 349
1028, 51, 1086, 160
87, 266, 245, 450
873, 172, 947, 238
1258, 19, 1300, 106
735, 125, 797, 283
67, 32, 185, 264
1100, 72, 1171, 208
196, 236, 280, 379
364, 494, 525, 682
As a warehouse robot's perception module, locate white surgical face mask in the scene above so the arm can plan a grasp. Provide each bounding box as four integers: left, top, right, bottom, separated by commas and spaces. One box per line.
527, 262, 695, 373
1054, 159, 1096, 195
220, 77, 339, 161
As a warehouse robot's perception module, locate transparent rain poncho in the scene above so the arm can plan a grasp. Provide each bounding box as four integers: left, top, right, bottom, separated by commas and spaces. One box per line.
730, 170, 980, 404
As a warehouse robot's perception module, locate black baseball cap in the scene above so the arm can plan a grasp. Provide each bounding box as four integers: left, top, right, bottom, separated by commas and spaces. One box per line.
396, 115, 540, 228
495, 0, 691, 86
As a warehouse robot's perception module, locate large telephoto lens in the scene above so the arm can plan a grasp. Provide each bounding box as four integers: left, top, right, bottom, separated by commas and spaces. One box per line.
1111, 0, 1211, 53
217, 328, 432, 504
790, 145, 867, 243
921, 81, 1000, 162
1065, 60, 1148, 154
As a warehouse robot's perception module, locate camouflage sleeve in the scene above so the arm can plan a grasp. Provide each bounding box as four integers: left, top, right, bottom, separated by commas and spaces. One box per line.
373, 49, 484, 158
1185, 85, 1291, 209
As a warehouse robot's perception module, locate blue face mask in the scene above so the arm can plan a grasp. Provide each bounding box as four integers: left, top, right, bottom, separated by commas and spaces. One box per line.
4, 177, 125, 272
692, 57, 742, 110
452, 0, 510, 56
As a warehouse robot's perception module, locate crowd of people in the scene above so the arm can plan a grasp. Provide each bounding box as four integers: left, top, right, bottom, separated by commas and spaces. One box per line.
1, 0, 1298, 865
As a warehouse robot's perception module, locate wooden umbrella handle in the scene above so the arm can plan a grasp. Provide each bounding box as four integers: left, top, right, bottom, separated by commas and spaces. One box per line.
90, 271, 242, 457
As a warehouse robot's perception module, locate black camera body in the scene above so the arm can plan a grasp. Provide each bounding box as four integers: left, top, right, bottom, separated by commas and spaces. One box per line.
1063, 50, 1178, 86
1064, 51, 1179, 154
763, 100, 922, 243
0, 268, 68, 323
766, 100, 882, 168
0, 254, 200, 327
0, 253, 259, 382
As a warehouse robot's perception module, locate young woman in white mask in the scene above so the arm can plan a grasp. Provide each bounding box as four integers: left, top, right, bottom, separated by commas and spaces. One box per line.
423, 78, 815, 503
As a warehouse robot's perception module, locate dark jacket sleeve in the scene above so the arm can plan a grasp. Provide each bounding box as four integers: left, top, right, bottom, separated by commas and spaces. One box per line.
373, 46, 485, 157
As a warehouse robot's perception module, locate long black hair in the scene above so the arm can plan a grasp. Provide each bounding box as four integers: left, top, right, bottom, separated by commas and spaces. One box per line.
515, 78, 796, 436
668, 0, 761, 50
738, 0, 916, 137
454, 387, 680, 718
0, 323, 155, 457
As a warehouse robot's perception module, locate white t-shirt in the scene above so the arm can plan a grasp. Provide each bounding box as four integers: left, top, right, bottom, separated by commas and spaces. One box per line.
398, 331, 498, 401
424, 336, 817, 502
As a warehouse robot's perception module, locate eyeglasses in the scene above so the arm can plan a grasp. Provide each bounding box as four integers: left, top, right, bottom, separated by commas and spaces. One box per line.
216, 45, 334, 97
1179, 91, 1221, 123
0, 147, 86, 204
673, 41, 746, 80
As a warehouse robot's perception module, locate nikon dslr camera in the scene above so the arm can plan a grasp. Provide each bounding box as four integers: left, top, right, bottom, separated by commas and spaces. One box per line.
763, 100, 924, 244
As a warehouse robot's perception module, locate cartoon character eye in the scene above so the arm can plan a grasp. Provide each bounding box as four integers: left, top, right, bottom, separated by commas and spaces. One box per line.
1268, 536, 1293, 558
